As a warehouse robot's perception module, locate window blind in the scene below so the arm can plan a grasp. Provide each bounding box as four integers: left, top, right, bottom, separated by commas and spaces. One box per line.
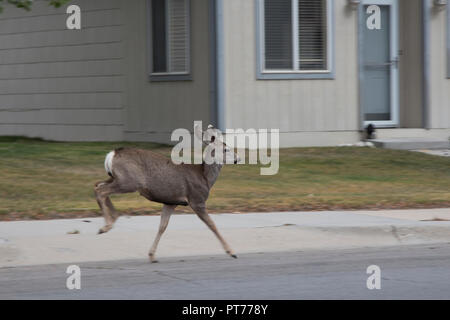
151, 0, 190, 74
263, 0, 328, 72
264, 0, 293, 70
298, 0, 327, 70
168, 0, 189, 73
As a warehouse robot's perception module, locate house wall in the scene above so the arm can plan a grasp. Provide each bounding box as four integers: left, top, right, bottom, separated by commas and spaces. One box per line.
1, 0, 448, 145
429, 5, 450, 129
0, 0, 124, 141
221, 0, 361, 147
399, 0, 423, 128
121, 0, 212, 144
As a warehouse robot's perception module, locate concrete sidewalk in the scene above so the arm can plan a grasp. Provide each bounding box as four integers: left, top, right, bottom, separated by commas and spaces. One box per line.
1, 209, 450, 267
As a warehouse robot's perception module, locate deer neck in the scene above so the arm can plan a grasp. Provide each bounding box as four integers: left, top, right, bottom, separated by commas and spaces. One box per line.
202, 163, 223, 189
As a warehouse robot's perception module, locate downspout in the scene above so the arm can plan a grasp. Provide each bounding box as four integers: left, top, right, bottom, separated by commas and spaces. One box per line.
422, 0, 431, 129
209, 0, 218, 127
215, 0, 226, 131
357, 4, 365, 132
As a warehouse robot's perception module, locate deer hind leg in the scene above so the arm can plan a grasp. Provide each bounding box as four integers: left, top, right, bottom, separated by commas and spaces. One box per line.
149, 204, 177, 263
191, 204, 237, 259
94, 179, 134, 234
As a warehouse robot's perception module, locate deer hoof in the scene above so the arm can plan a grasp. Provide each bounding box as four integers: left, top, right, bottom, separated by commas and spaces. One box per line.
231, 254, 238, 259
98, 226, 111, 234
149, 253, 158, 263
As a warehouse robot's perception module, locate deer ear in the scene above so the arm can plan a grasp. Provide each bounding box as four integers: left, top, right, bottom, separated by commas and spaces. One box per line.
207, 124, 214, 129
194, 124, 204, 142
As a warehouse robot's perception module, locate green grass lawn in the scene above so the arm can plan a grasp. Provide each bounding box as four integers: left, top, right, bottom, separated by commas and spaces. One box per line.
0, 136, 449, 220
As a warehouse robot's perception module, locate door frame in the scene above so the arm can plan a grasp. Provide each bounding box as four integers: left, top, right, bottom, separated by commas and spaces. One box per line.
358, 0, 400, 128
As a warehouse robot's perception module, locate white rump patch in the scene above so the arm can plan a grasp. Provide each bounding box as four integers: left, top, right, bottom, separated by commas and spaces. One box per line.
104, 151, 115, 176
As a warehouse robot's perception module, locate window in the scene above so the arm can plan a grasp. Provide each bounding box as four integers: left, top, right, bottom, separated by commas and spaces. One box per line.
257, 0, 334, 79
149, 0, 191, 80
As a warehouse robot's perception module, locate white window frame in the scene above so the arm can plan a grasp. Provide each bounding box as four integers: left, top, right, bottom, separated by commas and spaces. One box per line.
147, 0, 192, 81
256, 0, 335, 80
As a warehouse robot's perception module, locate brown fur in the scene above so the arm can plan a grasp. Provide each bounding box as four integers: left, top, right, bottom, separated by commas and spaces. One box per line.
94, 145, 238, 263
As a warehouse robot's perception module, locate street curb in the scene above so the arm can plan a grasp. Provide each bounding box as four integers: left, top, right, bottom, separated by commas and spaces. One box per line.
1, 222, 450, 267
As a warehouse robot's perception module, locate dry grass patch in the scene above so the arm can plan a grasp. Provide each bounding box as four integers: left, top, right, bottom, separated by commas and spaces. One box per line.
0, 137, 449, 220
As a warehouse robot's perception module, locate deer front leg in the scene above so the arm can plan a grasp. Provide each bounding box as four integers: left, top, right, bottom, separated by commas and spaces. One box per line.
149, 204, 176, 263
191, 204, 237, 259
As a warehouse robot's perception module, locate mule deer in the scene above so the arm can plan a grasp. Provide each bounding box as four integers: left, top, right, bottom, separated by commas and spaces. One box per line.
94, 125, 240, 262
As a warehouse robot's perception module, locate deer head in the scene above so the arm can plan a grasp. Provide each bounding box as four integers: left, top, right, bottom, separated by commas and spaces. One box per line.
194, 124, 240, 165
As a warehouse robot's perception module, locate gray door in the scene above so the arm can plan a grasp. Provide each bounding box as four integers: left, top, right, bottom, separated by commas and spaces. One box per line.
360, 0, 399, 127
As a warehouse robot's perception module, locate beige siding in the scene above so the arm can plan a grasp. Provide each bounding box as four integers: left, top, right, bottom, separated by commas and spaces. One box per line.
121, 0, 212, 143
222, 0, 359, 138
0, 42, 123, 65
399, 0, 423, 128
429, 6, 450, 129
0, 0, 124, 141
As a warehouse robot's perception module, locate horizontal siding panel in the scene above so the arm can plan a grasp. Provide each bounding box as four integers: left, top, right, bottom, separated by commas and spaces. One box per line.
0, 0, 121, 20
0, 92, 122, 110
0, 0, 126, 141
0, 109, 123, 125
0, 9, 122, 34
0, 25, 122, 51
0, 60, 122, 79
0, 26, 121, 50
0, 76, 123, 95
0, 124, 124, 141
0, 42, 123, 65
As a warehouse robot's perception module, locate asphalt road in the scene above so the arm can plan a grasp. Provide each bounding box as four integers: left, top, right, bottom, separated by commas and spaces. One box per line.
1, 244, 450, 300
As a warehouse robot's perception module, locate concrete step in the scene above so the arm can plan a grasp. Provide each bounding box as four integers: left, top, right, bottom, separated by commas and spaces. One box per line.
370, 137, 450, 150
